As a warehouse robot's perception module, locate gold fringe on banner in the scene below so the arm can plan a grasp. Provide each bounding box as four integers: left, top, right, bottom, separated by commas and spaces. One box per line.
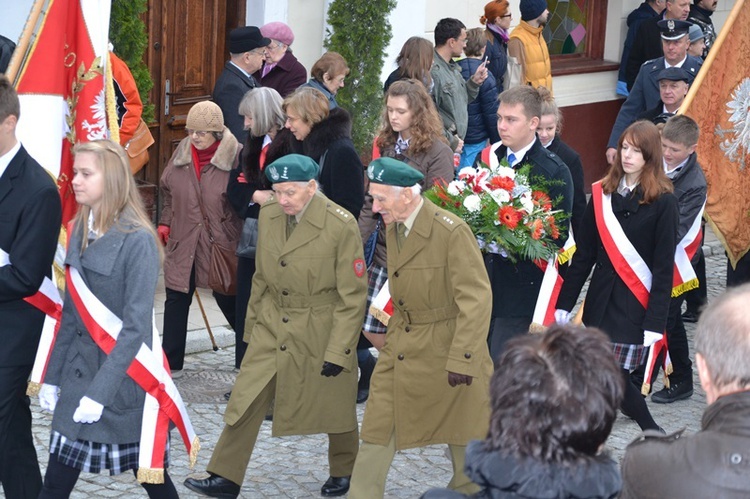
671, 278, 699, 298
105, 52, 120, 144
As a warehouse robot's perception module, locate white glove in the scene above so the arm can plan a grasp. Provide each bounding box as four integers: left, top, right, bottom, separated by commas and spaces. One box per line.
73, 396, 104, 424
554, 309, 572, 325
39, 384, 59, 412
643, 330, 663, 347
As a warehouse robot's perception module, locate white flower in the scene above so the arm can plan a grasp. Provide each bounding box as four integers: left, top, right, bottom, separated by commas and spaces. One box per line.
495, 166, 515, 179
489, 188, 510, 204
520, 191, 534, 212
463, 194, 482, 213
447, 180, 466, 196
457, 166, 477, 179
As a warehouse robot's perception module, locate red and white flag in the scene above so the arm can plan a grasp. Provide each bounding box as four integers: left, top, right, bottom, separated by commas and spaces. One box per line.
14, 0, 111, 226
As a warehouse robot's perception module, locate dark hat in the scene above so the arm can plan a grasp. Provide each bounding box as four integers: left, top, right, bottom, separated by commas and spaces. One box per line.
367, 157, 424, 187
658, 19, 691, 41
228, 26, 271, 54
688, 24, 705, 44
520, 0, 548, 21
265, 154, 319, 184
657, 67, 690, 83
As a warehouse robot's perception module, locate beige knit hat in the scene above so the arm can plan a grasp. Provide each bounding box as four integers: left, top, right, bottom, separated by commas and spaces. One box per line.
186, 101, 224, 132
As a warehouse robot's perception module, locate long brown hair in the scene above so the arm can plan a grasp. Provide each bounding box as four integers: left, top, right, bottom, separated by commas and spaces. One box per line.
375, 79, 447, 155
601, 120, 673, 204
394, 37, 434, 88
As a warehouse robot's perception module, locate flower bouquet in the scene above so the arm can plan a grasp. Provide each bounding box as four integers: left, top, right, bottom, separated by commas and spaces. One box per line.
425, 161, 567, 263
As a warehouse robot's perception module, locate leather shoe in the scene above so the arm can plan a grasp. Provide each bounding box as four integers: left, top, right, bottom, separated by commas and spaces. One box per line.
651, 381, 693, 404
321, 475, 350, 497
184, 473, 240, 498
223, 391, 231, 401
681, 310, 699, 323
356, 387, 369, 404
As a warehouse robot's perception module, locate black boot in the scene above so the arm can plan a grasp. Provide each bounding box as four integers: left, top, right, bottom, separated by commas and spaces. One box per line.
357, 352, 376, 403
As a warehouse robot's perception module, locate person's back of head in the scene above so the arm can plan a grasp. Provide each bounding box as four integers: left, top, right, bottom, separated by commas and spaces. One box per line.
310, 52, 349, 82
396, 37, 434, 86
499, 85, 542, 120
486, 324, 624, 463
695, 283, 750, 403
661, 114, 699, 149
0, 75, 20, 124
434, 18, 465, 48
464, 28, 486, 58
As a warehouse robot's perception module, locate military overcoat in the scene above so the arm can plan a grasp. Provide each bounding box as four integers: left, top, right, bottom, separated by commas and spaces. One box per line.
223, 192, 367, 436
360, 199, 493, 450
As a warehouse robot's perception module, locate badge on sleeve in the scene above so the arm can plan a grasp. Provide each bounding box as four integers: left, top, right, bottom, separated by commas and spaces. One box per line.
353, 259, 365, 278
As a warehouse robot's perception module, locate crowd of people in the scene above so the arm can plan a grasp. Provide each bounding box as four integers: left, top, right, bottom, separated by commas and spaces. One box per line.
2, 0, 750, 497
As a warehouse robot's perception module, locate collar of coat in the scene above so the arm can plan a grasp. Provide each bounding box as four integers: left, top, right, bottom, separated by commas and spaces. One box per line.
172, 126, 239, 171
265, 192, 329, 255
300, 107, 352, 160
66, 219, 133, 278
702, 389, 750, 436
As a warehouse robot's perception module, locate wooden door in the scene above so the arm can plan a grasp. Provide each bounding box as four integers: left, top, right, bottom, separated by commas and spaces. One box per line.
141, 0, 244, 190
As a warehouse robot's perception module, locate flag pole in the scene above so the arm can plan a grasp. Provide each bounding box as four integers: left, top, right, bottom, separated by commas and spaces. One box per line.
6, 0, 48, 84
681, 0, 745, 113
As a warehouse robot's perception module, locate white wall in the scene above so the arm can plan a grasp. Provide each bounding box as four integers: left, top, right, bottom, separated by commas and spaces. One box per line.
2, 0, 36, 44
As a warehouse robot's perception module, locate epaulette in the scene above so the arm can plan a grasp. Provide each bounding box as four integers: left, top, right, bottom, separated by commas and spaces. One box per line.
434, 211, 460, 230
327, 203, 354, 222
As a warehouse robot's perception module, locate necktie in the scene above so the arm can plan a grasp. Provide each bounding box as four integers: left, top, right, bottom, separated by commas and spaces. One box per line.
507, 152, 517, 167
396, 223, 407, 250
286, 216, 297, 239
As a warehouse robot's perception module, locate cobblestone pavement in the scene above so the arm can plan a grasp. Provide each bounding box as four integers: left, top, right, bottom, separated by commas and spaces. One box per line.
19, 251, 728, 498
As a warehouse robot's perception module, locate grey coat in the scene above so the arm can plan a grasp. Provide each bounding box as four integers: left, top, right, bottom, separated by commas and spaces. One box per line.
45, 221, 160, 444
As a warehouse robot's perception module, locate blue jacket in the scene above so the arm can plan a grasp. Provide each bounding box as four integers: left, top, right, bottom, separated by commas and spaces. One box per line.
608, 55, 702, 149
458, 58, 500, 145
618, 2, 660, 83
484, 30, 508, 93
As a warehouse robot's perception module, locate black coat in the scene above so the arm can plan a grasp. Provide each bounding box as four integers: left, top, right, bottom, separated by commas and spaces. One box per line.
546, 137, 586, 238
625, 15, 664, 90
0, 145, 62, 367
484, 30, 508, 93
479, 139, 574, 318
557, 187, 678, 344
212, 62, 259, 144
638, 102, 674, 124
670, 152, 707, 243
458, 58, 500, 145
291, 107, 364, 219
618, 2, 661, 83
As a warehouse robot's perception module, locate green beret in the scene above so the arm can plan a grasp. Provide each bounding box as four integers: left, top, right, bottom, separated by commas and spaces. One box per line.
265, 154, 319, 184
367, 157, 424, 187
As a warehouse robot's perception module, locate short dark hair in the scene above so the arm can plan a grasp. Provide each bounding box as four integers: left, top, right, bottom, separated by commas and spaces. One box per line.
0, 75, 20, 122
486, 324, 624, 464
499, 85, 543, 120
662, 114, 699, 147
434, 18, 465, 47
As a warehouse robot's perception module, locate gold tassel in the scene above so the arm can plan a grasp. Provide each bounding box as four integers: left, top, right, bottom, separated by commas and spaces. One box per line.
189, 436, 201, 468
528, 322, 546, 334
671, 278, 699, 298
557, 244, 577, 265
368, 305, 391, 327
27, 381, 41, 397
641, 381, 651, 397
136, 467, 164, 484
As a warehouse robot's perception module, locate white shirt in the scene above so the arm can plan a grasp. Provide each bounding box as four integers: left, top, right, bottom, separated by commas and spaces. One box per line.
507, 137, 536, 168
664, 157, 688, 179
665, 55, 688, 69
617, 176, 639, 196
0, 140, 21, 180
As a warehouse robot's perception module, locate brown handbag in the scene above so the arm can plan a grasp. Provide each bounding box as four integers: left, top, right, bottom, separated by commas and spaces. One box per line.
194, 181, 238, 295
125, 119, 155, 175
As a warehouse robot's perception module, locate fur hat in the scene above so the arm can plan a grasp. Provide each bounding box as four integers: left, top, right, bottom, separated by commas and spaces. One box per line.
480, 1, 510, 25
520, 0, 547, 21
186, 101, 224, 132
261, 22, 294, 46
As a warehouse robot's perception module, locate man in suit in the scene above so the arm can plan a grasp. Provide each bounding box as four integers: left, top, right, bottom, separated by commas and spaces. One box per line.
606, 19, 701, 165
348, 157, 493, 498
212, 26, 270, 144
476, 85, 573, 363
625, 0, 691, 89
0, 76, 62, 498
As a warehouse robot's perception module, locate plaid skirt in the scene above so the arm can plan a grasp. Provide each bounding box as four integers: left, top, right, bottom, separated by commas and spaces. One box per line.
612, 342, 648, 371
49, 431, 170, 475
362, 264, 388, 334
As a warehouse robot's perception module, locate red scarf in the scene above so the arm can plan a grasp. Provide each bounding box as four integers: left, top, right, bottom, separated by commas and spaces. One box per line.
190, 140, 220, 180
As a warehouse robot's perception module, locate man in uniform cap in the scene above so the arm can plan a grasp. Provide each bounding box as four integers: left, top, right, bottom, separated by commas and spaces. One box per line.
638, 66, 691, 123
606, 17, 701, 164
185, 154, 367, 498
212, 26, 270, 144
348, 157, 493, 498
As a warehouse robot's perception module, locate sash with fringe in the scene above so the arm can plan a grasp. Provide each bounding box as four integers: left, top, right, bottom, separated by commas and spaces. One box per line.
369, 278, 393, 326
66, 265, 198, 483
592, 181, 671, 394
530, 229, 577, 332
672, 202, 705, 297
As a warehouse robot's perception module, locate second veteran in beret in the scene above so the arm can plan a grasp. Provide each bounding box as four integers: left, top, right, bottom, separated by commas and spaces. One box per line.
348, 157, 493, 498
186, 154, 367, 497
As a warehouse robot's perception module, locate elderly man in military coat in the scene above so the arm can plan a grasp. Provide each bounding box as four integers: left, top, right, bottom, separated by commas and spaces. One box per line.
185, 154, 367, 498
348, 157, 493, 498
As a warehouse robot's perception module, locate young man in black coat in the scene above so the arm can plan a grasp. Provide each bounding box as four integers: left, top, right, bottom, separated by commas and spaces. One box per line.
0, 76, 62, 498
476, 86, 574, 364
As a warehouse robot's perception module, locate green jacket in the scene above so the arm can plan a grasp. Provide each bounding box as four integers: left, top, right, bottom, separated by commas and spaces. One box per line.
431, 50, 481, 151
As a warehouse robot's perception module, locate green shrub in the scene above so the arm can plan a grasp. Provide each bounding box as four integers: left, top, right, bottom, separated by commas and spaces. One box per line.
324, 0, 397, 159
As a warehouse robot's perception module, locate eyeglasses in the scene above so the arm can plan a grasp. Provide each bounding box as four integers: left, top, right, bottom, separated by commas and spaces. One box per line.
186, 129, 209, 137
267, 42, 284, 51
501, 14, 512, 18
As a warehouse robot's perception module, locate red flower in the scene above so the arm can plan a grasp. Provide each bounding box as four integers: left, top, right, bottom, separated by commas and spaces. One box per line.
532, 191, 552, 211
529, 219, 544, 240
490, 176, 515, 191
498, 206, 523, 229
455, 201, 462, 208
546, 216, 560, 239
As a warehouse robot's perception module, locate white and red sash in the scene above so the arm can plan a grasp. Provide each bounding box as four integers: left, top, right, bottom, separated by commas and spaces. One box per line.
591, 181, 671, 394
530, 228, 577, 331
369, 278, 393, 326
66, 266, 198, 483
479, 142, 503, 169
0, 248, 63, 396
672, 202, 705, 297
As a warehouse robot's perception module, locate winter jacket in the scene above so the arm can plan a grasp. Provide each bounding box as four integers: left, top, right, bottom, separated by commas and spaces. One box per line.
431, 49, 481, 150
618, 2, 661, 84
688, 5, 716, 59
508, 21, 552, 91
252, 50, 307, 97
458, 57, 501, 145
485, 29, 508, 93
300, 78, 339, 109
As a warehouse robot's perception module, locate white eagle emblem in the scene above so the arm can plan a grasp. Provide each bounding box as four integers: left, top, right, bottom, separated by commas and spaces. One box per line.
716, 78, 750, 170
269, 166, 280, 181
